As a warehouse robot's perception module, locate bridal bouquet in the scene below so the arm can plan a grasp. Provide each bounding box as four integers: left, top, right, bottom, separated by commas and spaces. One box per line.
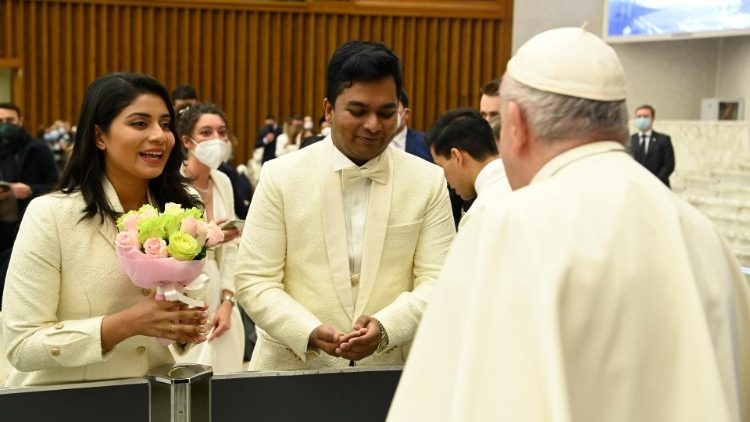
115, 203, 224, 344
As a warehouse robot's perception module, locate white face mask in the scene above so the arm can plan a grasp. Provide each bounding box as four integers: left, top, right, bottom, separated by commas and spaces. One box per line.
303, 121, 314, 130
192, 138, 231, 169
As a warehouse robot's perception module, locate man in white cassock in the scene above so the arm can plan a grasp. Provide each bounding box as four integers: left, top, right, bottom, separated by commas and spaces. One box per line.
388, 27, 750, 422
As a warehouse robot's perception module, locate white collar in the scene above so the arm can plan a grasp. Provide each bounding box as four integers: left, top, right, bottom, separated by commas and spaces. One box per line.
391, 126, 408, 151
531, 141, 627, 185
474, 158, 505, 196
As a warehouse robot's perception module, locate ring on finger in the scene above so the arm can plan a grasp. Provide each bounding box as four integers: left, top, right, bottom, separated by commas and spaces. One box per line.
170, 323, 175, 333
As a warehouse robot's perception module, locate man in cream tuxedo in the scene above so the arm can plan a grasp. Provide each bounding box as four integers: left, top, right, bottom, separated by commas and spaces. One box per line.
234, 41, 455, 370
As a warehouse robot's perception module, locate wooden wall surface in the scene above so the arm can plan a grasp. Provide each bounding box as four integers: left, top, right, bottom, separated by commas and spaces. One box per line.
0, 0, 513, 163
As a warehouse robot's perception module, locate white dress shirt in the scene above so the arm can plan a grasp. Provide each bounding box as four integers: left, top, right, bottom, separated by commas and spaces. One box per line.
638, 130, 653, 154
390, 126, 407, 152
459, 158, 512, 229
474, 158, 505, 196
332, 146, 384, 302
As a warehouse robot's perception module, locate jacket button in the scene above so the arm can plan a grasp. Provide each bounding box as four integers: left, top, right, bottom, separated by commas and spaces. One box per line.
141, 289, 150, 296
53, 322, 64, 330
136, 346, 146, 354
50, 347, 61, 357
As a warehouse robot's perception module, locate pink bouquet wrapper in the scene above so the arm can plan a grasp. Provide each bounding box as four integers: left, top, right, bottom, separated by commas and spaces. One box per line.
116, 245, 206, 345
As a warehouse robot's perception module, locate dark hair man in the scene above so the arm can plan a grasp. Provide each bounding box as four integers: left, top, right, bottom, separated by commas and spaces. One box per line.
234, 41, 455, 371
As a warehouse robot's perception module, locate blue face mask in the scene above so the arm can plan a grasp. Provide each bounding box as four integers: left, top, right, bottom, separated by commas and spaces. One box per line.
635, 116, 652, 131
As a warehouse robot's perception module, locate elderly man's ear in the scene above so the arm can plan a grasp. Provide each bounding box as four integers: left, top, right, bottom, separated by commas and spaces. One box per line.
505, 101, 529, 156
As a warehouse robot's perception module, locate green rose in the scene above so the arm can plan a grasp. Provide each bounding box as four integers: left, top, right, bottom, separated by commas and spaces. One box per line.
183, 207, 205, 221
137, 216, 167, 244
168, 231, 203, 261
159, 213, 182, 237
138, 204, 158, 215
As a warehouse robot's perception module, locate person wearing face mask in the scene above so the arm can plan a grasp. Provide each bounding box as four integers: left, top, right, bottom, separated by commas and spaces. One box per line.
176, 103, 246, 374
0, 103, 60, 259
629, 104, 675, 188
300, 116, 328, 149
389, 89, 432, 162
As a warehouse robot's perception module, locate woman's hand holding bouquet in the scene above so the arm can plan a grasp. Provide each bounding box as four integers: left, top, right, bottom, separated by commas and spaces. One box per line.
114, 203, 224, 345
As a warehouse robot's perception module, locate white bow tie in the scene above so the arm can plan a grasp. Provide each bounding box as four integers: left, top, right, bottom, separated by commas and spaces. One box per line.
340, 161, 388, 191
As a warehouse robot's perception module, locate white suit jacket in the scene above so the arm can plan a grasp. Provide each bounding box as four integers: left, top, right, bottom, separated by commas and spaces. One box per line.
235, 137, 455, 370
2, 179, 186, 387
389, 142, 750, 422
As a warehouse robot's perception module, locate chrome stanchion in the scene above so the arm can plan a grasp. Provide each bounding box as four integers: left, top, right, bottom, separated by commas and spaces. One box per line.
148, 364, 212, 422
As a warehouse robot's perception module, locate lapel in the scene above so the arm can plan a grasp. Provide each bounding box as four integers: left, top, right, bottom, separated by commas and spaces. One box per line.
353, 147, 393, 318
209, 169, 230, 218
642, 132, 663, 161
630, 134, 642, 161
317, 139, 355, 319
97, 177, 123, 249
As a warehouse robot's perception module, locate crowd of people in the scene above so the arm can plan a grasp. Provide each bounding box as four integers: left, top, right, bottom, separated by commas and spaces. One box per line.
0, 27, 747, 421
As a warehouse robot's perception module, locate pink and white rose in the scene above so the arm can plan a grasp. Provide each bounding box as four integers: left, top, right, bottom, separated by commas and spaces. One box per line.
180, 217, 199, 237
205, 221, 225, 247
196, 221, 209, 246
115, 231, 140, 251
122, 214, 141, 240
143, 237, 169, 258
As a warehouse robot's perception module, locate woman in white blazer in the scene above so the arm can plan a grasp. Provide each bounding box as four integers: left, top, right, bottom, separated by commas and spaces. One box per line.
2, 72, 208, 387
174, 103, 245, 374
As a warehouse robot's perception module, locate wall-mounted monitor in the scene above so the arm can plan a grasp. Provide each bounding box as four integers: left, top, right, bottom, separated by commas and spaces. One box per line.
604, 0, 750, 42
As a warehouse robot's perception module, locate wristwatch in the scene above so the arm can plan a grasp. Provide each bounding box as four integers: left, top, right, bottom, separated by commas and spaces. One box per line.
221, 293, 235, 307
377, 320, 389, 350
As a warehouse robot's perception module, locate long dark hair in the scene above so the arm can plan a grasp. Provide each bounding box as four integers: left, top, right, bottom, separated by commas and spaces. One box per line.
58, 72, 201, 222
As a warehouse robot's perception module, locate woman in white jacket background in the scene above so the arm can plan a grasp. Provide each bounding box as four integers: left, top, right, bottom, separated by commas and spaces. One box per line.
175, 103, 245, 374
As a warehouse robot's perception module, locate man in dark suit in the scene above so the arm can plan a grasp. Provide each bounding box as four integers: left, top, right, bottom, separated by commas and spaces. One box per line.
255, 114, 283, 164
629, 104, 675, 188
0, 103, 60, 290
391, 89, 432, 162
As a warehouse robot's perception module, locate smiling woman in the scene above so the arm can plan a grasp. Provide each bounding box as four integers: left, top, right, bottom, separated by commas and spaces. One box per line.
172, 102, 246, 375
1, 72, 209, 387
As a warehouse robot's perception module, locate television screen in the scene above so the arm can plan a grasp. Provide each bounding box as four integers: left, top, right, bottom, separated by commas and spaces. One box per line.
605, 0, 750, 42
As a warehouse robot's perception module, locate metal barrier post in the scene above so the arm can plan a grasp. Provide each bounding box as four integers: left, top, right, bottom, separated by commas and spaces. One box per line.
148, 364, 212, 422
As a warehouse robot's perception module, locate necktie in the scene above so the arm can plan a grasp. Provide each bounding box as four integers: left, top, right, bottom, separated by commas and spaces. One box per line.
641, 134, 649, 156
340, 159, 388, 191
